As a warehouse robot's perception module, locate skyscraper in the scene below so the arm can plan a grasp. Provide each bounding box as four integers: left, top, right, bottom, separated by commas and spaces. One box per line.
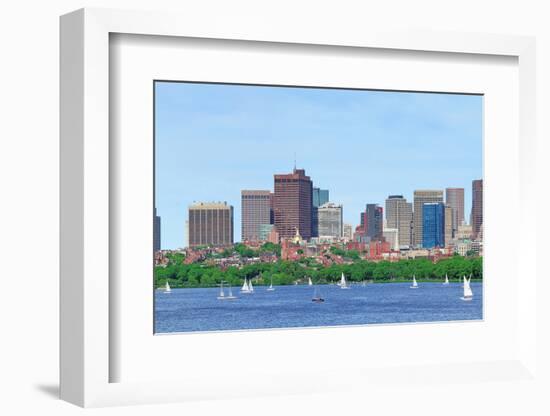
188, 202, 234, 247
471, 179, 483, 240
444, 205, 453, 247
422, 202, 445, 248
273, 168, 313, 240
241, 190, 272, 242
311, 187, 329, 237
413, 190, 444, 246
154, 207, 161, 252
385, 195, 413, 248
445, 187, 465, 237
317, 202, 343, 238
312, 188, 329, 207
365, 204, 383, 240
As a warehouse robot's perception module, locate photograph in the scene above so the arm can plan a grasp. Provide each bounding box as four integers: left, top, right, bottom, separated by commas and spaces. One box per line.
153, 81, 483, 333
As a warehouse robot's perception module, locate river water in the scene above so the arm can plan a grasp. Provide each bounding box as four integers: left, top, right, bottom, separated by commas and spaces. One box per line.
155, 281, 483, 333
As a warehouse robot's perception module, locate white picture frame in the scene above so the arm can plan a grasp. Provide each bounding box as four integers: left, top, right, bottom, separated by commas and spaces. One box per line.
60, 8, 537, 408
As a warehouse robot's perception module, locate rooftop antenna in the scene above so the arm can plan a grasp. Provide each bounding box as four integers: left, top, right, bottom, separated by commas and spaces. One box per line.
293, 152, 296, 171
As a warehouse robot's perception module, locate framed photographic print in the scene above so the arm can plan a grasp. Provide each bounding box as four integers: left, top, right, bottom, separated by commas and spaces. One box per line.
60, 8, 538, 408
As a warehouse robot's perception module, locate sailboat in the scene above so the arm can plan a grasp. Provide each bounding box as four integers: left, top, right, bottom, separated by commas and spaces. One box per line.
410, 275, 418, 289
443, 274, 449, 285
308, 277, 313, 286
312, 285, 325, 303
240, 278, 251, 293
340, 273, 351, 289
218, 281, 237, 300
248, 279, 254, 292
461, 276, 473, 301
226, 284, 237, 300
164, 280, 171, 293
217, 281, 225, 300
267, 275, 275, 291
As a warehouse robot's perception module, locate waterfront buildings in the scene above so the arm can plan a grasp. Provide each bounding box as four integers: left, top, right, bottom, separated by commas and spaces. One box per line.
241, 190, 272, 241
317, 202, 343, 238
445, 187, 465, 237
471, 179, 483, 240
311, 187, 329, 237
273, 168, 313, 240
422, 202, 445, 248
188, 201, 234, 247
154, 208, 161, 252
385, 195, 413, 248
365, 203, 384, 240
413, 190, 444, 246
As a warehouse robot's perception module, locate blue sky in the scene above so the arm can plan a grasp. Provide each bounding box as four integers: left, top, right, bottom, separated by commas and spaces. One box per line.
155, 82, 482, 249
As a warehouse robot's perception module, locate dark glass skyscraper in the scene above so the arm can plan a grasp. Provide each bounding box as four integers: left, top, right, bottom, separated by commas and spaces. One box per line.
313, 188, 329, 207
422, 202, 445, 248
413, 190, 444, 246
365, 203, 383, 240
311, 187, 329, 237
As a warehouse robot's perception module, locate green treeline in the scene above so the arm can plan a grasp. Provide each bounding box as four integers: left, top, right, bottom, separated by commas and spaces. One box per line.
155, 255, 482, 289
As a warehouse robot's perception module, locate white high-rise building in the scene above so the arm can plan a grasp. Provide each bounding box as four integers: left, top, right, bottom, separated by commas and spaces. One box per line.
382, 227, 399, 251
318, 202, 343, 238
343, 223, 353, 241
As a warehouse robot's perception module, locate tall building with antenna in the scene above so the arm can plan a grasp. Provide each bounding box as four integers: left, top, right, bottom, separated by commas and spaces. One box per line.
273, 168, 313, 240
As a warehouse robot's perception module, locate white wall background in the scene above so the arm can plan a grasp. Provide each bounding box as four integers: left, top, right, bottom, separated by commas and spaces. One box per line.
1, 1, 548, 415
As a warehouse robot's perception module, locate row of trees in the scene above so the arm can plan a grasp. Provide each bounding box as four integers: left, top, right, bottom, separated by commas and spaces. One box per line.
154, 255, 482, 289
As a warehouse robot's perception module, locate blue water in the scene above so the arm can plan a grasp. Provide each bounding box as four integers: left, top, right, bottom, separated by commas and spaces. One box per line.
154, 282, 483, 333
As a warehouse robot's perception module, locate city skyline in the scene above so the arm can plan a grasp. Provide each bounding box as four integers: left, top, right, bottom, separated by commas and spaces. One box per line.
155, 82, 483, 249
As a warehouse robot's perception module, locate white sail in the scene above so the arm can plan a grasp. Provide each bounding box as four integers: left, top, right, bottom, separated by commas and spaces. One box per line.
241, 279, 250, 292
267, 275, 275, 291
444, 274, 449, 285
462, 276, 473, 299
410, 275, 418, 288
308, 277, 313, 286
217, 282, 225, 299
248, 279, 254, 292
165, 281, 171, 292
227, 285, 236, 299
464, 282, 473, 298
340, 273, 350, 289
